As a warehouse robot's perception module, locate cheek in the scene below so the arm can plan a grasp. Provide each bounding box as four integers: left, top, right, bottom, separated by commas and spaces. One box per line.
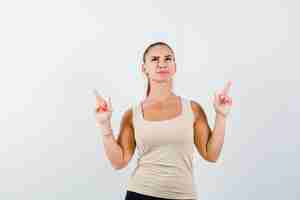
148, 64, 157, 71
144, 65, 154, 73
169, 65, 176, 74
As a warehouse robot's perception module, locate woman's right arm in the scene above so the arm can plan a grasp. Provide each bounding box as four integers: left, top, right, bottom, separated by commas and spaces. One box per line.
101, 108, 136, 170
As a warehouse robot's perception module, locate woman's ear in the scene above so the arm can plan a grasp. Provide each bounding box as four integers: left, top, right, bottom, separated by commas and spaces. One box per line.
141, 64, 148, 76
141, 64, 145, 73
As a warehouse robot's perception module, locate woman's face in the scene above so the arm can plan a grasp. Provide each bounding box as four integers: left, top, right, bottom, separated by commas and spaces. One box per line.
142, 45, 176, 82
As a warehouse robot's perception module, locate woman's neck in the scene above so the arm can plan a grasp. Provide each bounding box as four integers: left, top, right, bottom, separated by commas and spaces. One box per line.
146, 86, 176, 102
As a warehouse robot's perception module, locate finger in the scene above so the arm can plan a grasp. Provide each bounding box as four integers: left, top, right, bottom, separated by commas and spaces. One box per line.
94, 89, 107, 105
221, 80, 232, 95
93, 89, 105, 102
96, 99, 107, 109
214, 92, 224, 103
214, 92, 218, 102
96, 104, 108, 113
218, 94, 230, 104
93, 89, 104, 100
218, 94, 226, 102
224, 97, 230, 104
107, 96, 113, 112
223, 96, 232, 104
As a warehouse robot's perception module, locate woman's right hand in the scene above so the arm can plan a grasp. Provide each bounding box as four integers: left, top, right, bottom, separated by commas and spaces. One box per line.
94, 89, 113, 131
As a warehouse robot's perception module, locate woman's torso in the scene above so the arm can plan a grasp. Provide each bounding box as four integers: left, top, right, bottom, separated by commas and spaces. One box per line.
126, 96, 198, 200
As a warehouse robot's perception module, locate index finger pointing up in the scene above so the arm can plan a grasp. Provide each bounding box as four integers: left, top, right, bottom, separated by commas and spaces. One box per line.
93, 89, 106, 104
221, 80, 232, 95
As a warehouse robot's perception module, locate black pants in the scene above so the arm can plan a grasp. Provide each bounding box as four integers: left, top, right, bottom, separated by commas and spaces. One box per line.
125, 190, 176, 200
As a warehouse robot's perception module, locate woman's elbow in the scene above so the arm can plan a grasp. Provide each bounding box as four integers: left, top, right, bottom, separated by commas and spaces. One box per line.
206, 158, 218, 163
112, 161, 128, 170
205, 154, 219, 163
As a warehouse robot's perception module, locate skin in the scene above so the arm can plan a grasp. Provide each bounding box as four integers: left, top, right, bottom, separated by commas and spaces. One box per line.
141, 45, 177, 103
95, 44, 233, 169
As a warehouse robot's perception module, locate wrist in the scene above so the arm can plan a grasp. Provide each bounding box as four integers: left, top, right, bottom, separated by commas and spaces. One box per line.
103, 132, 113, 137
101, 126, 113, 135
98, 120, 112, 129
216, 111, 227, 119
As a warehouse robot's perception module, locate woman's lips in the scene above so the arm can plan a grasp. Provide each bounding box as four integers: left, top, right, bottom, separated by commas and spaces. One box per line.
157, 71, 169, 74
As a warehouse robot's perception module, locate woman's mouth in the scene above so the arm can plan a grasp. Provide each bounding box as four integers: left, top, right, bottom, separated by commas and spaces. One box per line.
157, 71, 169, 74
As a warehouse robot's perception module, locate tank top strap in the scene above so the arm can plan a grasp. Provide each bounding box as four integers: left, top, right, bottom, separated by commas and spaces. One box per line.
132, 102, 142, 126
181, 97, 195, 123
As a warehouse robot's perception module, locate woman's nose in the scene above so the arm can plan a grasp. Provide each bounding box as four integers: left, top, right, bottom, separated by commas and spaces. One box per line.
158, 64, 167, 69
158, 60, 167, 66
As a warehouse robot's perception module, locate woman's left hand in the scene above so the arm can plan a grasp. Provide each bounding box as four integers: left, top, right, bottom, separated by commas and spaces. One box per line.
213, 81, 233, 118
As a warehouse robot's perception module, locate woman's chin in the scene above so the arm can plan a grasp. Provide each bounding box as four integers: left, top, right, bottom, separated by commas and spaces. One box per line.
153, 76, 172, 82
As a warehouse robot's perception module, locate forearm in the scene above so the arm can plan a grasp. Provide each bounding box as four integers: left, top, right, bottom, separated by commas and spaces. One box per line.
101, 130, 124, 169
207, 113, 226, 161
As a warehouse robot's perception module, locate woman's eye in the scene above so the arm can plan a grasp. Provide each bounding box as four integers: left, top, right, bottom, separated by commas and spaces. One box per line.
151, 57, 172, 62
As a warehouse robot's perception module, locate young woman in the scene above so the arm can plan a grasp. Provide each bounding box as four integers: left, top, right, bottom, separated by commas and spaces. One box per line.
95, 42, 233, 200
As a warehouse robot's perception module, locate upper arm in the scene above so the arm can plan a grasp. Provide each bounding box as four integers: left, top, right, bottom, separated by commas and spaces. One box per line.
191, 100, 213, 161
116, 108, 136, 168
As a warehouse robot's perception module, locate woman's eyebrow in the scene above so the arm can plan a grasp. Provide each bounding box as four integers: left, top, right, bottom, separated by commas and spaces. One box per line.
151, 55, 172, 58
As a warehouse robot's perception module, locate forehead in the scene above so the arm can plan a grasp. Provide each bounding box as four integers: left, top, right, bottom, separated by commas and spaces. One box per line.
147, 45, 173, 57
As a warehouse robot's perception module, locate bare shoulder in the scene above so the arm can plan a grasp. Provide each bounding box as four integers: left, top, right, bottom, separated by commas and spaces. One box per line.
190, 99, 207, 122
122, 107, 133, 125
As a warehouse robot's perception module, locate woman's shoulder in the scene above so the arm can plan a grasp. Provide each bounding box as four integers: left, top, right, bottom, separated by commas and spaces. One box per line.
120, 107, 133, 126
189, 98, 207, 121
181, 96, 200, 110
190, 99, 201, 111
121, 102, 140, 125
182, 97, 206, 120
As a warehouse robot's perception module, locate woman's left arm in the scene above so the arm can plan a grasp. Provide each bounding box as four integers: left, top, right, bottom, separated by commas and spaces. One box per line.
193, 81, 233, 162
208, 80, 233, 161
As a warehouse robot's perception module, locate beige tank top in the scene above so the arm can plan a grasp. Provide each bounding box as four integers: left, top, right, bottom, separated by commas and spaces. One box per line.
126, 97, 198, 200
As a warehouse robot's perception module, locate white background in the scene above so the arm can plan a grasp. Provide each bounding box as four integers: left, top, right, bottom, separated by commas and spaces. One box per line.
0, 0, 299, 199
